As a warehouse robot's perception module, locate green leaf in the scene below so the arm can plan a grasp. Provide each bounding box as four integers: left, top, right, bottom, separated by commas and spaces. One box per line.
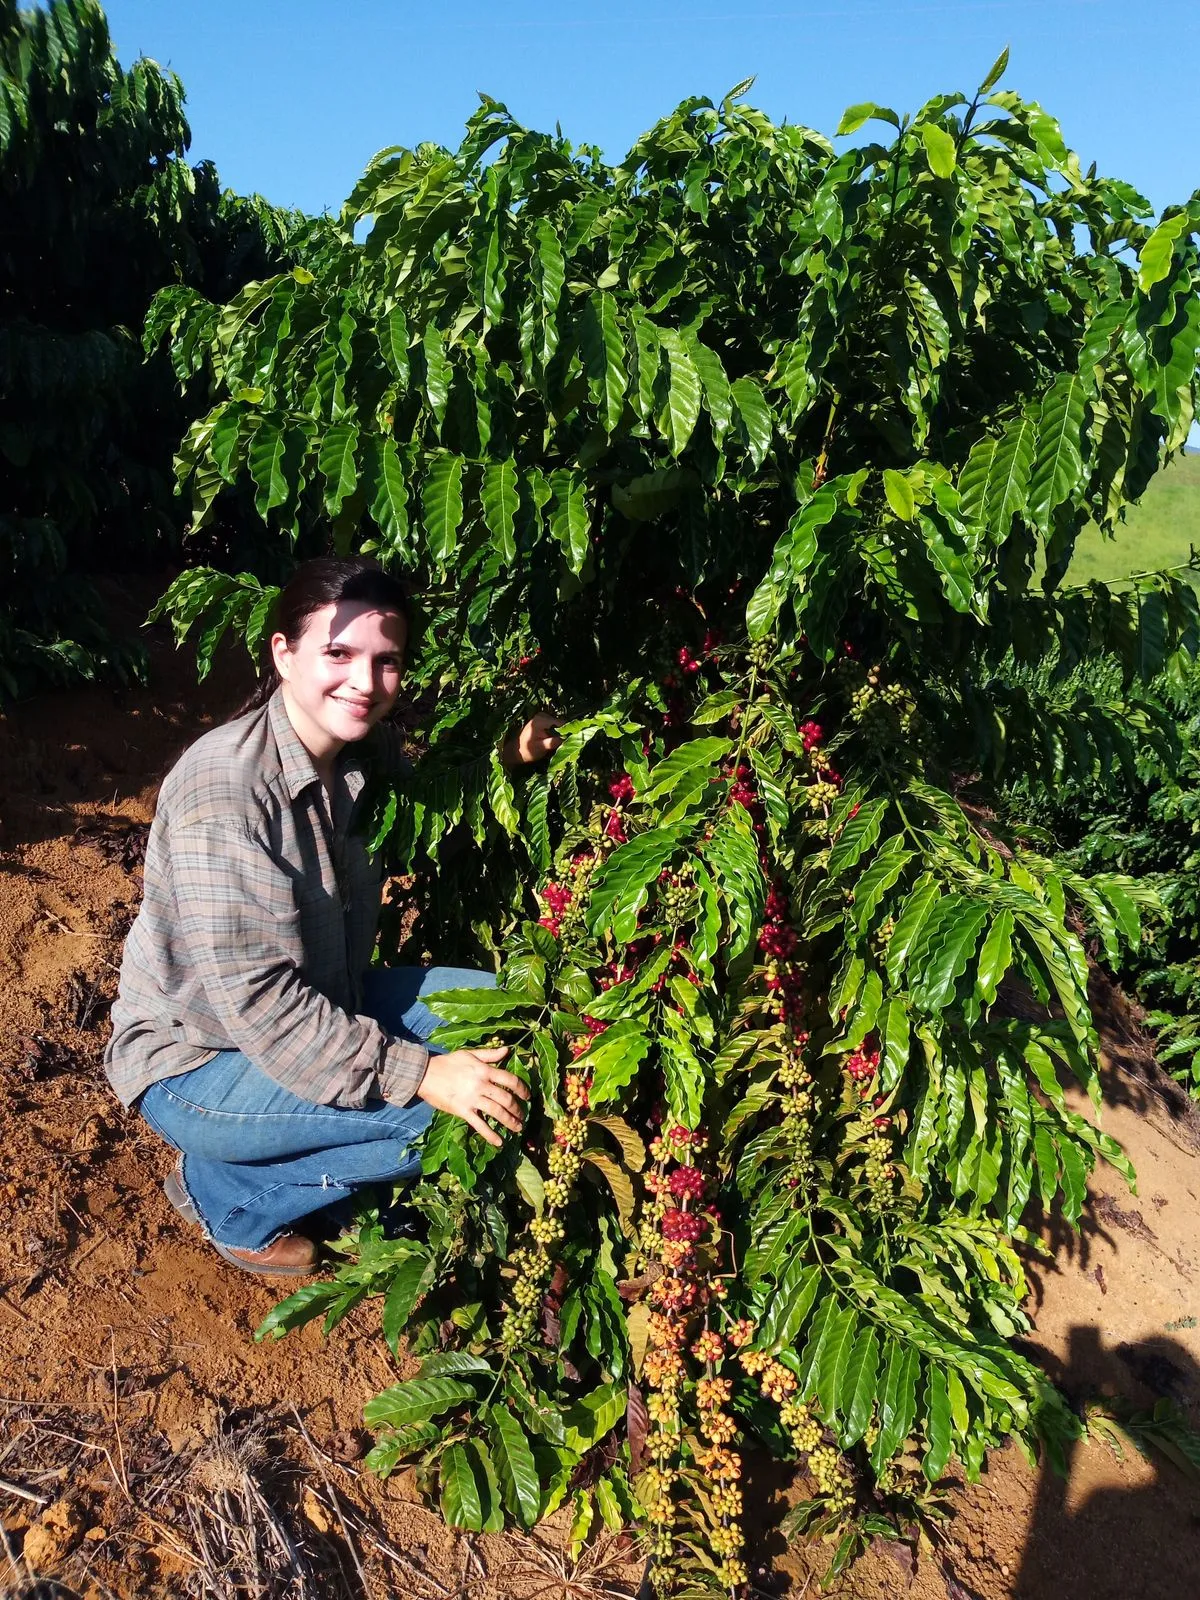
482, 458, 519, 565
254, 1281, 343, 1342
488, 1406, 541, 1527
589, 823, 689, 942
982, 413, 1036, 539
840, 1325, 880, 1447
561, 1380, 625, 1452
422, 452, 465, 564
691, 336, 733, 440
978, 46, 1009, 93
836, 101, 900, 135
870, 1341, 920, 1471
368, 436, 410, 550
380, 304, 410, 382
919, 511, 976, 614
569, 1490, 594, 1558
468, 1440, 506, 1532
382, 1253, 435, 1354
363, 1377, 477, 1429
423, 324, 452, 426
441, 1442, 484, 1529
549, 468, 591, 575
318, 420, 359, 517
249, 422, 290, 518
977, 909, 1014, 1005
581, 291, 627, 434
657, 329, 703, 456
885, 876, 940, 985
1138, 212, 1190, 293
641, 736, 731, 804
730, 377, 773, 468
921, 123, 957, 179
703, 810, 767, 960
882, 468, 916, 521
793, 1291, 840, 1395
879, 997, 911, 1094
923, 1363, 953, 1480
828, 798, 888, 881
854, 836, 915, 928
760, 1260, 821, 1353
909, 900, 989, 1013
594, 1474, 623, 1533
580, 1021, 653, 1107
420, 1352, 496, 1379
1028, 373, 1088, 533
1057, 1135, 1089, 1223
817, 1306, 859, 1423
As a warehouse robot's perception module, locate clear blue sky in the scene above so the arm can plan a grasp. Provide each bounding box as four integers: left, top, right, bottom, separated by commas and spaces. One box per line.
102, 1, 1199, 219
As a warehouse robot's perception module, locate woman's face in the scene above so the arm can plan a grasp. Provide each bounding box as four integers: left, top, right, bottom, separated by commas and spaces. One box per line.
271, 600, 407, 758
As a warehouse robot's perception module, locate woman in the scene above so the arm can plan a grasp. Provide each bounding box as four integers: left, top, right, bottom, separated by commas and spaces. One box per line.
105, 558, 559, 1276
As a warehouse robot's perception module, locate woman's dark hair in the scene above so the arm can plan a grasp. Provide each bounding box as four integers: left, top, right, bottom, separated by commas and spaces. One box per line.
236, 557, 412, 715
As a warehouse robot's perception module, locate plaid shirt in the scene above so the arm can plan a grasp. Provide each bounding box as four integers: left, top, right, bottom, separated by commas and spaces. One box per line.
105, 689, 429, 1110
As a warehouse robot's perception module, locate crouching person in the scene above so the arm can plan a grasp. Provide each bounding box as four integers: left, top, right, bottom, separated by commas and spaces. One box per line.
105, 558, 557, 1275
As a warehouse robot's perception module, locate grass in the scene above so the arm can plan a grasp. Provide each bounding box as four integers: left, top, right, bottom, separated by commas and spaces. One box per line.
1066, 450, 1200, 586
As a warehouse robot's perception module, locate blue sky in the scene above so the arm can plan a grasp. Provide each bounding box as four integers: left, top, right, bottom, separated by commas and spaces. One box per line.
102, 1, 1199, 219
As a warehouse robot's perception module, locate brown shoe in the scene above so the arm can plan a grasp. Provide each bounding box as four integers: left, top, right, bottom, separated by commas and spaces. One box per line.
213, 1233, 317, 1278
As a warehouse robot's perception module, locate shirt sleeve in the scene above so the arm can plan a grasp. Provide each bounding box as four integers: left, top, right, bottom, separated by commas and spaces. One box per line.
170, 817, 428, 1108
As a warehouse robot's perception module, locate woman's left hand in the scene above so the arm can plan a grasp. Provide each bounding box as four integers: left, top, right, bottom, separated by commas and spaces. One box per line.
501, 711, 562, 767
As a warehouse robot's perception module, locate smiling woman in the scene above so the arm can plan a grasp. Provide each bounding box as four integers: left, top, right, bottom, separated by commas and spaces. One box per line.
103, 556, 560, 1276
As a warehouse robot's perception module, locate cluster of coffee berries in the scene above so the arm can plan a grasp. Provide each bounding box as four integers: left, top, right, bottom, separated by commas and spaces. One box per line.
748, 638, 775, 672
741, 1342, 856, 1522
501, 1061, 591, 1350
809, 1440, 855, 1516
779, 1396, 822, 1453
760, 884, 805, 1028
639, 1127, 748, 1590
855, 1100, 897, 1215
780, 1050, 816, 1195
691, 1325, 745, 1586
537, 879, 574, 938
805, 777, 842, 811
737, 1345, 797, 1402
657, 868, 697, 927
609, 772, 636, 803
728, 762, 757, 810
845, 1046, 879, 1085
798, 714, 844, 815
849, 666, 917, 738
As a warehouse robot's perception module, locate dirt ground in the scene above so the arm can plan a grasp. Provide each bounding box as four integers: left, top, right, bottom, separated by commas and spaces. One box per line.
1, 581, 1198, 1599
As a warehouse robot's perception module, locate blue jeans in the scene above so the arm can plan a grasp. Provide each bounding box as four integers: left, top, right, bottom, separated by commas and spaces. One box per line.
137, 966, 494, 1250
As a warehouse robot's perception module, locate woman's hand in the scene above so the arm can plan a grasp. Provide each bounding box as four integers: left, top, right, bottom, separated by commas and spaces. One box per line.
501, 711, 561, 767
417, 1046, 529, 1147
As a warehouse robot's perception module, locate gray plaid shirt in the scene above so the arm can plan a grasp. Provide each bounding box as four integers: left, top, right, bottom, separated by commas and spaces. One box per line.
105, 689, 429, 1110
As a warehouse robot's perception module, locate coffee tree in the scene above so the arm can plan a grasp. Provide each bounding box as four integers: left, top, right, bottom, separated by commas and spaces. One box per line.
152, 61, 1200, 1592
0, 0, 315, 698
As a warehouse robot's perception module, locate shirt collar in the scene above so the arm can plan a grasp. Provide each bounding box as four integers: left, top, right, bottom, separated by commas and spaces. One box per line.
268, 686, 369, 805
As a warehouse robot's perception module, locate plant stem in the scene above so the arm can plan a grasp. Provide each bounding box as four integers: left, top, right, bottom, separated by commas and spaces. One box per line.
813, 395, 841, 489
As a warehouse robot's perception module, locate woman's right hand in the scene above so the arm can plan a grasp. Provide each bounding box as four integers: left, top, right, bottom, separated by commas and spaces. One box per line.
416, 1046, 529, 1147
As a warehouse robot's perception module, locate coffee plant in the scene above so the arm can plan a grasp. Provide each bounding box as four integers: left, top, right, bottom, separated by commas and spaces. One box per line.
0, 0, 314, 699
152, 60, 1200, 1592
1005, 651, 1200, 1097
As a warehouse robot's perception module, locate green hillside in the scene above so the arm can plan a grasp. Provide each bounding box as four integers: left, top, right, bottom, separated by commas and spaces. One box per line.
1067, 450, 1200, 584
